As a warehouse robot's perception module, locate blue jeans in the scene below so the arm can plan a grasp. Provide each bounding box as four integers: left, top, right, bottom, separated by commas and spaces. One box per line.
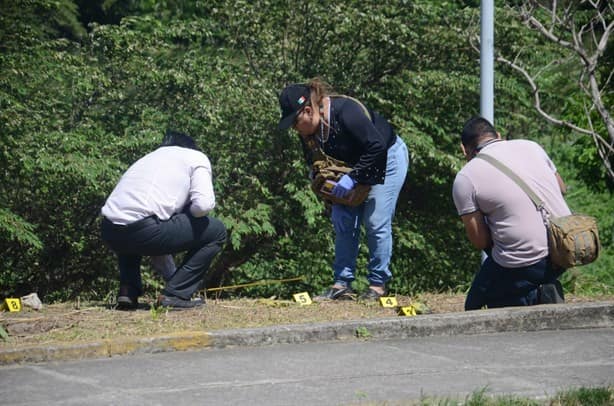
333, 136, 409, 288
465, 255, 560, 310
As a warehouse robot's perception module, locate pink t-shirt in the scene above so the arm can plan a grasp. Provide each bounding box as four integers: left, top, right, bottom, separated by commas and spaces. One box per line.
452, 140, 571, 268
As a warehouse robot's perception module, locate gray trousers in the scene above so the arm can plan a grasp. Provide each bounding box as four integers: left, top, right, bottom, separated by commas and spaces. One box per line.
101, 213, 227, 300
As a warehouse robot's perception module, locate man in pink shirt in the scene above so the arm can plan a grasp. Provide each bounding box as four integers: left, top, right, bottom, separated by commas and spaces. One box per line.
453, 117, 571, 310
101, 131, 226, 310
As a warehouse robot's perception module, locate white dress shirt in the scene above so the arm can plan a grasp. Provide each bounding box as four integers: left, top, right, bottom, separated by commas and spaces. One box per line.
101, 146, 216, 225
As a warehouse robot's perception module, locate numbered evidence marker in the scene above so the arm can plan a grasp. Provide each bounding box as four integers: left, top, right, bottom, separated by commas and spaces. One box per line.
4, 298, 22, 312
398, 305, 417, 316
293, 292, 312, 306
379, 296, 398, 308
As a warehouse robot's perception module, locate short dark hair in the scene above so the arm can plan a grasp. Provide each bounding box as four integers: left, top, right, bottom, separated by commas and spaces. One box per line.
160, 129, 200, 151
461, 116, 497, 148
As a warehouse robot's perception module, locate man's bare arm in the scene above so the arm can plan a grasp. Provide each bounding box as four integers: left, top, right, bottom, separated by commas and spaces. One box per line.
460, 211, 492, 250
555, 172, 567, 195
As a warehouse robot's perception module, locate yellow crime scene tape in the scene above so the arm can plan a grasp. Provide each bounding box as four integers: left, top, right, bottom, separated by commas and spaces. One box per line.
205, 276, 305, 292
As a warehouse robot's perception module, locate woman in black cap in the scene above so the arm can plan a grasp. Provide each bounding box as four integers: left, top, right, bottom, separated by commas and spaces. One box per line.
278, 78, 409, 301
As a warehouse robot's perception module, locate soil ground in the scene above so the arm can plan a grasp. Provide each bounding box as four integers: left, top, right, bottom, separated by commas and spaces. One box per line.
1, 293, 613, 350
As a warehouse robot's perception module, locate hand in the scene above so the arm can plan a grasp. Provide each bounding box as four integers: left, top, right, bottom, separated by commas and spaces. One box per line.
331, 204, 353, 234
331, 174, 355, 198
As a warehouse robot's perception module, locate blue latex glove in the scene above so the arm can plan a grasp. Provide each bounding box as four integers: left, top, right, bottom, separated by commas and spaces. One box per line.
331, 174, 356, 198
331, 204, 353, 234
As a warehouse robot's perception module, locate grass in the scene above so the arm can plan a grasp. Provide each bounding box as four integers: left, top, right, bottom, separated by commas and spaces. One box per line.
1, 294, 612, 405
0, 292, 612, 350
0, 293, 443, 348
358, 386, 614, 405
552, 387, 614, 406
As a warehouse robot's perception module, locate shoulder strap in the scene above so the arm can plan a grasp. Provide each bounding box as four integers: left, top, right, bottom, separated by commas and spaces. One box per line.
331, 94, 371, 120
300, 94, 369, 166
300, 133, 348, 166
302, 134, 327, 160
475, 153, 546, 212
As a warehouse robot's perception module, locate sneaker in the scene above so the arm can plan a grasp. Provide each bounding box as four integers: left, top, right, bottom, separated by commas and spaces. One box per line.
157, 294, 205, 309
314, 286, 356, 301
359, 287, 387, 301
538, 281, 565, 304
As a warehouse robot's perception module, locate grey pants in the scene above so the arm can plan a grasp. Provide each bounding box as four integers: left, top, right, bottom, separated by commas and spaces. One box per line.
101, 214, 227, 299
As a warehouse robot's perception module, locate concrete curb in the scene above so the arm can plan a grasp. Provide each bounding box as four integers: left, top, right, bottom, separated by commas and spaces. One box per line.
1, 301, 612, 365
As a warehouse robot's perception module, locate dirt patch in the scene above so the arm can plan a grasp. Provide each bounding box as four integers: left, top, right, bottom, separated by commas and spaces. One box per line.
1, 293, 612, 350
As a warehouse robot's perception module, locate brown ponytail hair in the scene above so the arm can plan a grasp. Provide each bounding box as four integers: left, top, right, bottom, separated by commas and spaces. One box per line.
306, 77, 333, 107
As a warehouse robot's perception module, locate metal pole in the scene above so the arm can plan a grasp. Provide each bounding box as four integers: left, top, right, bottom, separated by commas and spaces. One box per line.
480, 0, 495, 265
480, 0, 494, 124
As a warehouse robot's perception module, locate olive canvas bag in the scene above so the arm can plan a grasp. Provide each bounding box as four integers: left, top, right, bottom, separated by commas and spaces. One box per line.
476, 153, 600, 269
301, 95, 372, 207
302, 134, 371, 207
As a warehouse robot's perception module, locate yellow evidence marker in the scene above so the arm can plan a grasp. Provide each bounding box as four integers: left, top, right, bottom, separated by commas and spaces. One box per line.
398, 305, 417, 316
379, 296, 398, 308
4, 298, 22, 312
293, 292, 312, 306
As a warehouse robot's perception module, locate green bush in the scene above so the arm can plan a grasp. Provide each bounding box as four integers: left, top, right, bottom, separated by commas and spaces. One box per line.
1, 0, 611, 301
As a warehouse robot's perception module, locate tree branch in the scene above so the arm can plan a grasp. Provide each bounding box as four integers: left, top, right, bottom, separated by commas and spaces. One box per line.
585, 103, 614, 181
513, 0, 614, 181
520, 6, 572, 48
496, 54, 591, 135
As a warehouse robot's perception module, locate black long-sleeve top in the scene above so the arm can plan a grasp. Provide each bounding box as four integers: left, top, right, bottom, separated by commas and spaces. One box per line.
300, 96, 396, 185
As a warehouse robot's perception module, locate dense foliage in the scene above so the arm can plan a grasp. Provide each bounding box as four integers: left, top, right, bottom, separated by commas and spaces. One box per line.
1, 0, 611, 301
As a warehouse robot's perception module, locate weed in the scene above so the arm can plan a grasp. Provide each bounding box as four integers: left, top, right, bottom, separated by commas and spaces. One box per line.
356, 326, 371, 339
150, 303, 168, 320
552, 386, 614, 406
354, 390, 369, 399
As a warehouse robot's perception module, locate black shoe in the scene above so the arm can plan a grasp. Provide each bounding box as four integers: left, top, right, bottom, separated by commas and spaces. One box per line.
538, 281, 565, 304
116, 295, 138, 310
116, 285, 138, 310
359, 287, 387, 301
314, 286, 356, 301
157, 294, 204, 309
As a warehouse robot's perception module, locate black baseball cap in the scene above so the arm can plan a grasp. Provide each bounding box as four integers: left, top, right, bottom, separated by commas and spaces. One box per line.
277, 84, 311, 130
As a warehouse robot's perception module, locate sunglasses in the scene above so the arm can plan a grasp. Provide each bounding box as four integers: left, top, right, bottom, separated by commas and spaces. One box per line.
291, 105, 309, 128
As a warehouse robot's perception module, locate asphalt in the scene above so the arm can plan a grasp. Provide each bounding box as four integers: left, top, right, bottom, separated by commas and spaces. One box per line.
1, 301, 613, 365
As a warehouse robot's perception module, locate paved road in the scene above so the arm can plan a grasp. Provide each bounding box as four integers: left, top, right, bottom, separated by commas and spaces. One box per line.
1, 327, 613, 405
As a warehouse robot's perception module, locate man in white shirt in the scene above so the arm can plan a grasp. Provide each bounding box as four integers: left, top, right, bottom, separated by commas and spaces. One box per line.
101, 131, 226, 309
452, 117, 570, 310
